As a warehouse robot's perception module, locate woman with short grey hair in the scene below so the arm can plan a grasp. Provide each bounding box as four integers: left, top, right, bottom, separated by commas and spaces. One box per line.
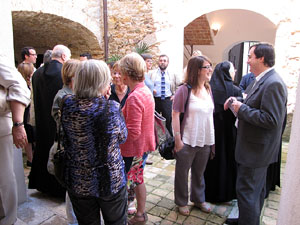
61, 59, 128, 225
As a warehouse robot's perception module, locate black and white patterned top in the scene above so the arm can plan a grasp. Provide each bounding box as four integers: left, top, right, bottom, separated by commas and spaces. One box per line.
61, 95, 127, 197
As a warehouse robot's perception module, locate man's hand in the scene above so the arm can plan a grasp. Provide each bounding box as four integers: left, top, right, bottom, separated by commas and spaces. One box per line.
232, 100, 242, 114
224, 97, 237, 110
12, 126, 28, 149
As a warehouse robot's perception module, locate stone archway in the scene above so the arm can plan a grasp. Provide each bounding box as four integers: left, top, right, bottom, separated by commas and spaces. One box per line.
12, 11, 103, 64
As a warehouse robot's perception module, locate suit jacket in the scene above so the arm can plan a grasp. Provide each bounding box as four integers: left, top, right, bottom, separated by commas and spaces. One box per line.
235, 69, 287, 168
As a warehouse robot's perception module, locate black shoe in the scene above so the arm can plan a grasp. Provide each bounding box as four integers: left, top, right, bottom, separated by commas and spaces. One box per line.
225, 218, 238, 225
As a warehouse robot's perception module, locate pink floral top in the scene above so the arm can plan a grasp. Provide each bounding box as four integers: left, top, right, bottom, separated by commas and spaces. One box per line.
120, 82, 155, 157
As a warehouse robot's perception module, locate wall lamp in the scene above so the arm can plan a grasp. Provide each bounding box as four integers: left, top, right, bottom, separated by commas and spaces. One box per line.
211, 23, 221, 36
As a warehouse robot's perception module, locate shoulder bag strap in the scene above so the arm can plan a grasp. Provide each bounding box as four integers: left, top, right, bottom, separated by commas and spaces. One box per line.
57, 94, 71, 151
179, 83, 192, 124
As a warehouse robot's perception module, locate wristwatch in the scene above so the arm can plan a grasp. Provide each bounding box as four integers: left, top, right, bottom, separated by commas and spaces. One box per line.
13, 122, 24, 127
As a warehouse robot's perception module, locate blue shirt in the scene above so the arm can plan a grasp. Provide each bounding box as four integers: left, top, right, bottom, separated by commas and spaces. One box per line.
144, 73, 154, 93
239, 72, 255, 92
153, 68, 172, 98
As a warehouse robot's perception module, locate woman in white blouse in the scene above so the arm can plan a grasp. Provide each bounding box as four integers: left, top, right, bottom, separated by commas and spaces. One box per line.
172, 55, 214, 216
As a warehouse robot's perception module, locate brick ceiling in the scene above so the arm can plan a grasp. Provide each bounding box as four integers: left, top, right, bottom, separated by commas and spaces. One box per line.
184, 14, 213, 45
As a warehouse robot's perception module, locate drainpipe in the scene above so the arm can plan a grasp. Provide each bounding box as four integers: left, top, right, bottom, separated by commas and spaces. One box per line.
103, 0, 108, 62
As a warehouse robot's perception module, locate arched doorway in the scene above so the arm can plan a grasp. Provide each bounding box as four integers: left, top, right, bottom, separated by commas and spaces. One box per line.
12, 11, 102, 65
183, 9, 277, 68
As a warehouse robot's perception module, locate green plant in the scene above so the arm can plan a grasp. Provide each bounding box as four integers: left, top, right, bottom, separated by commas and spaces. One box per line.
107, 54, 122, 64
134, 42, 150, 55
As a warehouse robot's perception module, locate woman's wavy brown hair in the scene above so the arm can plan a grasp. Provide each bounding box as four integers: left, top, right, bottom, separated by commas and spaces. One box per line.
184, 55, 212, 91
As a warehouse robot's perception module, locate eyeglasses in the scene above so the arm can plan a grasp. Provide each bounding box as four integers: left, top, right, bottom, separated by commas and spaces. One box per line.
200, 65, 212, 69
29, 54, 37, 56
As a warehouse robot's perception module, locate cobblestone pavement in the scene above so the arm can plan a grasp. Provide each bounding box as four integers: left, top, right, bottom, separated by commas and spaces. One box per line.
16, 142, 288, 225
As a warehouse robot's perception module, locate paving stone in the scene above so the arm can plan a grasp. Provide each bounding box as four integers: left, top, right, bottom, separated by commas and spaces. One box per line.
17, 200, 56, 225
159, 219, 175, 225
165, 211, 179, 222
263, 208, 278, 219
262, 216, 277, 225
17, 143, 288, 224
149, 206, 171, 218
205, 222, 218, 225
146, 201, 156, 212
148, 214, 163, 224
176, 213, 188, 224
144, 172, 158, 179
15, 218, 27, 225
266, 200, 279, 210
160, 183, 174, 190
207, 214, 226, 224
155, 174, 172, 183
190, 208, 210, 220
147, 167, 164, 174
183, 215, 205, 225
165, 192, 175, 201
149, 180, 164, 187
157, 198, 176, 210
40, 215, 68, 225
268, 193, 281, 202
152, 188, 171, 197
147, 193, 163, 205
146, 185, 155, 193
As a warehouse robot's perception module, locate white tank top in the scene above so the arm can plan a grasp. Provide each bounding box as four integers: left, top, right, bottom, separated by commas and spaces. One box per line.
182, 92, 215, 147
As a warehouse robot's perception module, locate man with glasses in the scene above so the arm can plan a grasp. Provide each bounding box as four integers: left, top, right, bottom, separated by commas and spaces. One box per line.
21, 46, 37, 65
224, 43, 287, 225
149, 54, 182, 136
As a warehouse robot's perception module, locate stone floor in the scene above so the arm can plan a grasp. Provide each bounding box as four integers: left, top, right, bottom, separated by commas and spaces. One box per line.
16, 142, 288, 225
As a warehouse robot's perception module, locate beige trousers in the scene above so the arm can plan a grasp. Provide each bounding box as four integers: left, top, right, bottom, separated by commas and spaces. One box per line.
0, 134, 17, 225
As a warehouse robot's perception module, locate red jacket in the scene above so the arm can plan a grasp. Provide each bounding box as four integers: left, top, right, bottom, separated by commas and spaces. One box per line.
121, 82, 155, 157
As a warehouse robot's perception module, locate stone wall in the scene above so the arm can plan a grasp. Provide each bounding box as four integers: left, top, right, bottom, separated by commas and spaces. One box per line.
106, 0, 159, 61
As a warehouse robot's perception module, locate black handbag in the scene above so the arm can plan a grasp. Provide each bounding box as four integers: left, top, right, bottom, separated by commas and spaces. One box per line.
52, 95, 70, 188
156, 84, 192, 160
158, 136, 175, 160
155, 111, 174, 160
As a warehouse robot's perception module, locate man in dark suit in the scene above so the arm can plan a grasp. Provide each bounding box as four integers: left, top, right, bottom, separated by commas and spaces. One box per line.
224, 43, 287, 225
29, 45, 71, 198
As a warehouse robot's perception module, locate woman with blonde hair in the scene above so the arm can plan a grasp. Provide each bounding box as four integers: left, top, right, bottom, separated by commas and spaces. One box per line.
172, 56, 214, 216
119, 52, 155, 224
17, 62, 35, 166
61, 59, 128, 225
109, 61, 130, 108
51, 59, 80, 225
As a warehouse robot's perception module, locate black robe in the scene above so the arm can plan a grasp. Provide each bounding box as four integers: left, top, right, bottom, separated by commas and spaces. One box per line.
204, 61, 242, 203
29, 60, 65, 197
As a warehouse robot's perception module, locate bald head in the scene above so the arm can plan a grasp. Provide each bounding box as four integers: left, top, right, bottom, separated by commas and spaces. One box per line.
52, 45, 71, 64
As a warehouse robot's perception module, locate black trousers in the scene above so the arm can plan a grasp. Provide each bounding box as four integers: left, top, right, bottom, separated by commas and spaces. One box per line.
155, 97, 173, 136
68, 186, 127, 225
236, 164, 268, 225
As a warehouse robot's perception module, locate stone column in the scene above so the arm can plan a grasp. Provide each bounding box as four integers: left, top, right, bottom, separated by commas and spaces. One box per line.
0, 1, 27, 205
277, 74, 300, 224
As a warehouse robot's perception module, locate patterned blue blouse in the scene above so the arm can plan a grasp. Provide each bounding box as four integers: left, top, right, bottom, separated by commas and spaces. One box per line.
61, 95, 127, 197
